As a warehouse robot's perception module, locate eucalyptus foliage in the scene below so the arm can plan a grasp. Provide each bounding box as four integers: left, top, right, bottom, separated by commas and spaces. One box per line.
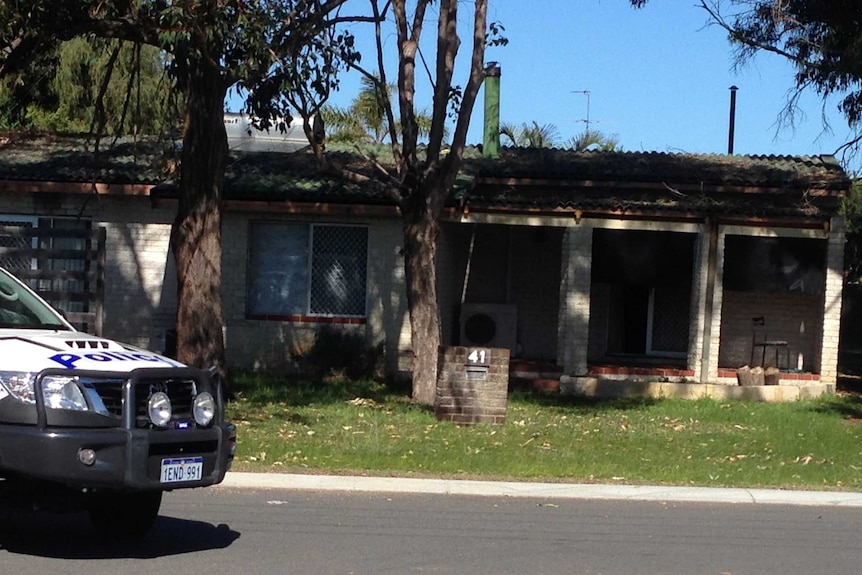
0, 37, 177, 135
0, 1, 360, 384
699, 1, 862, 156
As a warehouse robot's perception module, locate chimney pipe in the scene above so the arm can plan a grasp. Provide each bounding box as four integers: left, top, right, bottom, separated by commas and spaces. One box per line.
727, 85, 738, 154
483, 62, 501, 159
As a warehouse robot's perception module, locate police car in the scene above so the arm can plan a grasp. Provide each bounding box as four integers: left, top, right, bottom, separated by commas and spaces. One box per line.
0, 266, 236, 538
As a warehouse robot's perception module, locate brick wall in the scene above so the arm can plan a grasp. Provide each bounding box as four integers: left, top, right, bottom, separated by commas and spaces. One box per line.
220, 212, 409, 375
367, 218, 409, 376
436, 222, 470, 348
509, 226, 562, 360
718, 290, 822, 371
587, 282, 610, 362
219, 212, 248, 325
438, 223, 563, 361
4, 188, 844, 388
715, 222, 845, 384
0, 195, 177, 351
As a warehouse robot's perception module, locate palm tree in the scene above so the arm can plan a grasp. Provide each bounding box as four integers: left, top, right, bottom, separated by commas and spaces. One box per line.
500, 121, 560, 148
566, 128, 620, 151
323, 75, 434, 145
500, 121, 620, 152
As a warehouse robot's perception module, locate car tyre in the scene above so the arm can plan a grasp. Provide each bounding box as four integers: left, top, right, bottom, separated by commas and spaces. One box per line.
88, 490, 162, 539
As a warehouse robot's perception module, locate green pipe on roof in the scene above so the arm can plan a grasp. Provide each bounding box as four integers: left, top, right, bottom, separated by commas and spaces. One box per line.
483, 63, 501, 159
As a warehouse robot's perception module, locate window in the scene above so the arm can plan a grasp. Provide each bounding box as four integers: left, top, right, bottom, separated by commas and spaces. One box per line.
0, 216, 37, 269
0, 215, 97, 331
247, 222, 368, 318
723, 235, 825, 295
36, 218, 90, 315
592, 229, 693, 358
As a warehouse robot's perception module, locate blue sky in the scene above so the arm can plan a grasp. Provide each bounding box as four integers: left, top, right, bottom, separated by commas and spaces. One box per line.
475, 0, 853, 158
231, 1, 855, 163
474, 0, 851, 157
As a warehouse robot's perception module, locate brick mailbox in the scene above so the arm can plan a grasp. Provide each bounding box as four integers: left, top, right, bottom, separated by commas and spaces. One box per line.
434, 346, 510, 425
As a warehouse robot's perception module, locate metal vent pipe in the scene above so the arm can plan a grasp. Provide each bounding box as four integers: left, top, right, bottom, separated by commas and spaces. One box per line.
728, 85, 738, 154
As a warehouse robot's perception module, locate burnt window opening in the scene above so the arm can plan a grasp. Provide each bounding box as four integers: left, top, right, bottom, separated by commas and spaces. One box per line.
591, 229, 695, 358
723, 236, 825, 295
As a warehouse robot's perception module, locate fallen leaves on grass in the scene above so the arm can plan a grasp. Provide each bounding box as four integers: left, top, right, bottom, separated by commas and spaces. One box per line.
347, 397, 379, 408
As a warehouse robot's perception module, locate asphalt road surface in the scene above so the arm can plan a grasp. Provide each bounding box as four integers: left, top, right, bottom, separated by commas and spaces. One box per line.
2, 485, 862, 574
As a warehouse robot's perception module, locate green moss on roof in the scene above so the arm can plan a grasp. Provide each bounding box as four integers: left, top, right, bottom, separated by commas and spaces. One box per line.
455, 148, 849, 218
0, 131, 175, 184
462, 148, 848, 189
0, 133, 850, 218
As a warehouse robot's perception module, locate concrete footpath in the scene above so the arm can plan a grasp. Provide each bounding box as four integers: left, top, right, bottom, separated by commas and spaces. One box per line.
219, 472, 862, 508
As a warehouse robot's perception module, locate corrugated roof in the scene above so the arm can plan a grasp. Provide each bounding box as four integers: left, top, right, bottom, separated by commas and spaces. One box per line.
457, 148, 849, 218
218, 150, 390, 204
0, 132, 174, 184
464, 148, 848, 190
0, 134, 850, 218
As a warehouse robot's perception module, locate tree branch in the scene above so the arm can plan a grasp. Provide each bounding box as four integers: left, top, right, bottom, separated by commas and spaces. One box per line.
698, 1, 809, 67
425, 0, 457, 163
88, 41, 123, 153
368, 0, 401, 166
446, 0, 487, 159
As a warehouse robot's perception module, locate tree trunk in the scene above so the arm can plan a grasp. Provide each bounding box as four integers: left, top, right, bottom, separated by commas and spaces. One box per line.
402, 191, 441, 405
171, 58, 229, 387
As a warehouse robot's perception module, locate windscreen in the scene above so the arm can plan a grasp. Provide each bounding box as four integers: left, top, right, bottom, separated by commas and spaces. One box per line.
0, 268, 72, 329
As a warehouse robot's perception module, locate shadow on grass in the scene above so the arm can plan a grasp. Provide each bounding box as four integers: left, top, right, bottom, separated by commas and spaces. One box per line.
230, 372, 655, 414
508, 382, 661, 413
801, 375, 862, 420
838, 374, 862, 395
230, 372, 422, 410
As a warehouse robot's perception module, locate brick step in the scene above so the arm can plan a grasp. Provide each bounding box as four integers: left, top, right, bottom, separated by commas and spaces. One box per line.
717, 368, 820, 381
509, 359, 563, 380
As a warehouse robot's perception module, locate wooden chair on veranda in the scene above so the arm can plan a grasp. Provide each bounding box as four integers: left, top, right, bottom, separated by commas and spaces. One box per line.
750, 316, 789, 369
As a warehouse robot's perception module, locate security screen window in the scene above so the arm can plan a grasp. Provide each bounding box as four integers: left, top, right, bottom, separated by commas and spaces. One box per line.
247, 222, 369, 318
0, 215, 93, 330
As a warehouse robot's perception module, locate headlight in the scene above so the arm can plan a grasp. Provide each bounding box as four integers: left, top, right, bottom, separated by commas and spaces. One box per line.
0, 371, 88, 411
42, 375, 88, 410
192, 392, 216, 426
148, 391, 172, 427
0, 371, 37, 403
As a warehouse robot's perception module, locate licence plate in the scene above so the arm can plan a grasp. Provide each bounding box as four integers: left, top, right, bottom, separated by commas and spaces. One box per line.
160, 457, 203, 483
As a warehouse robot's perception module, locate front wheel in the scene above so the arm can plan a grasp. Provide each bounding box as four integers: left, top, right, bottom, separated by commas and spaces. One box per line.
88, 491, 163, 539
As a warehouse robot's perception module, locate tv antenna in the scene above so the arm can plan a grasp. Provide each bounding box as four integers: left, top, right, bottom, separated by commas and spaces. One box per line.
572, 90, 592, 130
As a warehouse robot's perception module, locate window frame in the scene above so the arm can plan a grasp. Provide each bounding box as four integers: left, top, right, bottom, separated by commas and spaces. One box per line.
245, 220, 370, 322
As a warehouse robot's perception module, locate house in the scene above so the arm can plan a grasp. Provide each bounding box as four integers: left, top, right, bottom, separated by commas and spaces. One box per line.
0, 130, 851, 400
441, 149, 849, 400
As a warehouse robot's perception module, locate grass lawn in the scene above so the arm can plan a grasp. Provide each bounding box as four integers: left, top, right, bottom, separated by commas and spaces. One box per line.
226, 373, 862, 491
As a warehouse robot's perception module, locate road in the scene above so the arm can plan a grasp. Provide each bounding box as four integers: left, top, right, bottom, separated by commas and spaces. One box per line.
2, 484, 862, 574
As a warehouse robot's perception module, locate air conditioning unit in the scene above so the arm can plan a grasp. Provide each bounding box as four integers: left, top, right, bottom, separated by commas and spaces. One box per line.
459, 303, 518, 352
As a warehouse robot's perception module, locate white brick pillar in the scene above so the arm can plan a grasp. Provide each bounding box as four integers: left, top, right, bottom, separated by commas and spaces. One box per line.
819, 216, 846, 386
557, 224, 593, 374
688, 225, 709, 380
693, 223, 725, 383
705, 227, 728, 382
